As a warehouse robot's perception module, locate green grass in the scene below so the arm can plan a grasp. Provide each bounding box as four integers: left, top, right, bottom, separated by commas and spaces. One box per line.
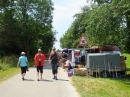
72, 76, 130, 97
71, 53, 130, 97
0, 68, 20, 84
0, 55, 20, 84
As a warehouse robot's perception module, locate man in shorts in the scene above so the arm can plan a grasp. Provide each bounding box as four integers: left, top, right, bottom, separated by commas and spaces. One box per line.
49, 47, 60, 80
34, 49, 46, 81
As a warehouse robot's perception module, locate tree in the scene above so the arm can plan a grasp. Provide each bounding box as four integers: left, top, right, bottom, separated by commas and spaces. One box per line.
86, 4, 124, 46
0, 0, 55, 56
60, 6, 91, 49
0, 0, 22, 54
90, 0, 112, 5
60, 1, 130, 53
112, 0, 130, 53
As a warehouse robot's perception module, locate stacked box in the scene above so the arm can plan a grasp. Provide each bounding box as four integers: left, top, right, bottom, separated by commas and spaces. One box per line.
79, 68, 87, 76
74, 68, 87, 76
121, 63, 126, 71
74, 68, 80, 75
120, 56, 126, 71
120, 56, 125, 63
80, 70, 87, 76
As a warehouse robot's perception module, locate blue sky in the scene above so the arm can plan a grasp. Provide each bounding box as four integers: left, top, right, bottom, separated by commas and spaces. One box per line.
52, 0, 90, 50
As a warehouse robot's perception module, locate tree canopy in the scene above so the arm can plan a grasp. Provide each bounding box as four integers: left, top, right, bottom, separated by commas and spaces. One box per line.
0, 0, 55, 56
60, 0, 130, 53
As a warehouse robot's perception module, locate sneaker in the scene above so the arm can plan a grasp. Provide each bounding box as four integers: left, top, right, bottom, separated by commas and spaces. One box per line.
22, 78, 24, 81
37, 79, 40, 81
55, 77, 58, 80
53, 76, 55, 79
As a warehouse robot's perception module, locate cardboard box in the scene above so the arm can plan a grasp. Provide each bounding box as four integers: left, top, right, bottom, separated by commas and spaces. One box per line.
79, 68, 87, 76
74, 68, 80, 75
120, 63, 126, 71
74, 68, 88, 76
120, 56, 125, 59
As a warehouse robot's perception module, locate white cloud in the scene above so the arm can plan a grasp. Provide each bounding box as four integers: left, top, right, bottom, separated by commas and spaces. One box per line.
53, 0, 88, 28
52, 0, 89, 50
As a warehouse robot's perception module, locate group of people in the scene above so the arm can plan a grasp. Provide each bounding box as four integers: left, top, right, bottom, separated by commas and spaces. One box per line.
17, 47, 60, 81
61, 51, 86, 66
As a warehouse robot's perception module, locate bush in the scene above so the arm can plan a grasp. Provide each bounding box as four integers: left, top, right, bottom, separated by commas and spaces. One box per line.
0, 55, 18, 70
0, 63, 9, 71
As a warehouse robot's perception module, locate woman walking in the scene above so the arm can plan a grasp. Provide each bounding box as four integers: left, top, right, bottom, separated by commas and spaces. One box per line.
17, 52, 28, 81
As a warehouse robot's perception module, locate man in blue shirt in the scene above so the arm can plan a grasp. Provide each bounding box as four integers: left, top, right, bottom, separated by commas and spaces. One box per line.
17, 52, 28, 80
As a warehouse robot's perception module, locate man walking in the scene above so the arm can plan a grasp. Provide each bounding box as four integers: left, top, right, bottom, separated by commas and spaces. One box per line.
34, 49, 46, 81
49, 47, 60, 80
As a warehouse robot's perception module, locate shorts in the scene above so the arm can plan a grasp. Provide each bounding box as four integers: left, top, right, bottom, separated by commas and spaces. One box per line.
51, 63, 58, 74
37, 66, 43, 73
21, 66, 27, 74
52, 69, 58, 74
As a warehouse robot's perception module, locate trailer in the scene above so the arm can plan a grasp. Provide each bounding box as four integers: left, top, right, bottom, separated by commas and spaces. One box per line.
86, 53, 126, 78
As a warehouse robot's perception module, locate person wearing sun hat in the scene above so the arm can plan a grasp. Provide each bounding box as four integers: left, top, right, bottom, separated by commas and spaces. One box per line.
34, 48, 46, 81
17, 52, 28, 81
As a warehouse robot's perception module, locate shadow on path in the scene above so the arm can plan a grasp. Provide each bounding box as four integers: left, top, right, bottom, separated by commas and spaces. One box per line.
40, 79, 53, 82
24, 79, 35, 81
57, 79, 69, 81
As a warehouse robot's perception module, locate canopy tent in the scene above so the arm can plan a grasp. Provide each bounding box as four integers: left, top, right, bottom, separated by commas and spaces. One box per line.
62, 48, 72, 54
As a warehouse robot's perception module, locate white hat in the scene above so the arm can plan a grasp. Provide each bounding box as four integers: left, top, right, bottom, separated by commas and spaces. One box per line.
21, 52, 26, 55
38, 49, 42, 52
52, 47, 56, 49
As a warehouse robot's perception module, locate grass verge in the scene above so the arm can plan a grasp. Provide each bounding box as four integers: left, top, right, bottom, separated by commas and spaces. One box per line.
72, 76, 130, 97
71, 54, 130, 97
0, 68, 20, 84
